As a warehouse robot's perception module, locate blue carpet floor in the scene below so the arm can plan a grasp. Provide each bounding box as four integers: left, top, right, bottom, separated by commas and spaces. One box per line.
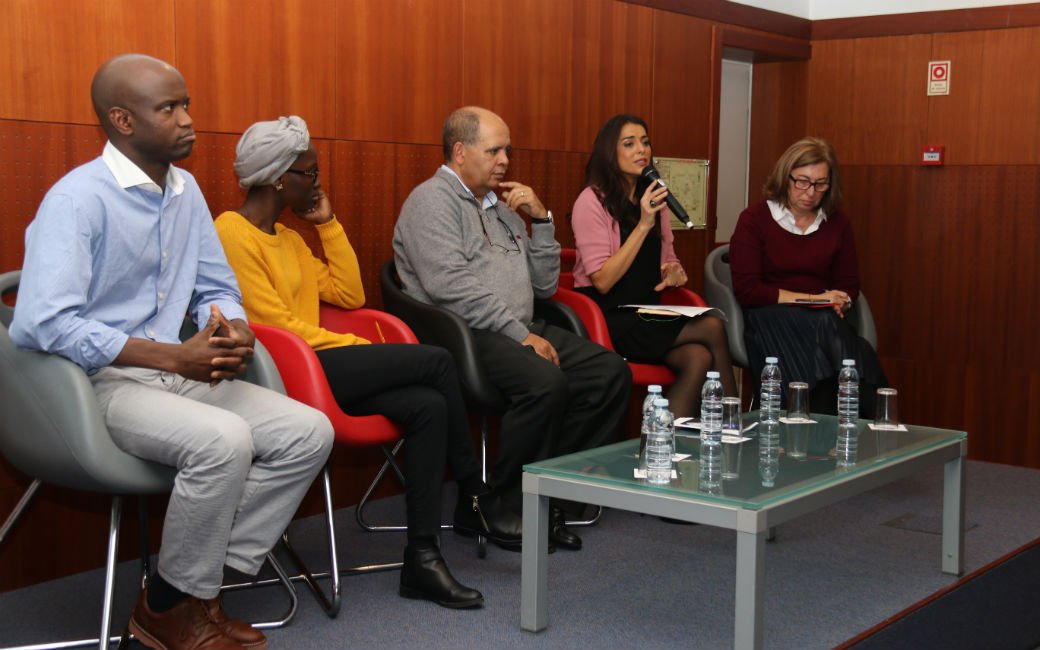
2, 459, 1039, 649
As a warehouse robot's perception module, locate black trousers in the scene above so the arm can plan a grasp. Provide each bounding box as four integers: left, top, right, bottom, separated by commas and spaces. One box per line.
472, 323, 632, 513
316, 344, 480, 540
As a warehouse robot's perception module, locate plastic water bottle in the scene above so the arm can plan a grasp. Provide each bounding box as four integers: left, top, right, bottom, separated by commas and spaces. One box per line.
645, 398, 674, 485
838, 359, 859, 426
760, 356, 782, 423
836, 426, 858, 468
758, 422, 780, 487
638, 385, 663, 470
700, 371, 723, 444
699, 439, 721, 494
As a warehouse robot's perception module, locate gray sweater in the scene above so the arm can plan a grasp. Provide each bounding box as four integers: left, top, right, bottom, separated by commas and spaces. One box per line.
392, 168, 560, 342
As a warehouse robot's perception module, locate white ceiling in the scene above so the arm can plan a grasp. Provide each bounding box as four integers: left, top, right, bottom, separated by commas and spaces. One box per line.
732, 0, 1036, 20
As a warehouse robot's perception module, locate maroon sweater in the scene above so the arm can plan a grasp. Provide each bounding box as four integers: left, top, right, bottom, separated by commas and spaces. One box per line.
729, 200, 860, 308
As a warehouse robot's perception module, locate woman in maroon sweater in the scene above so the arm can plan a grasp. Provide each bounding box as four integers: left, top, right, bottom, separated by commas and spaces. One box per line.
730, 137, 886, 415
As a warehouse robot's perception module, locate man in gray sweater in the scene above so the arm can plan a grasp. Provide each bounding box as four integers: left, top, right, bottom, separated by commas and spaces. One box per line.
393, 107, 631, 552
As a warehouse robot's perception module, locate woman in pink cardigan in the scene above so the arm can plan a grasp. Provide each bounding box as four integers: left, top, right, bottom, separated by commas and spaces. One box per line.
570, 114, 736, 417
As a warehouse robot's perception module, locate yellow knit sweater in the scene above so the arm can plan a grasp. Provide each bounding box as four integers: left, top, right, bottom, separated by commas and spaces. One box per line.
215, 210, 369, 349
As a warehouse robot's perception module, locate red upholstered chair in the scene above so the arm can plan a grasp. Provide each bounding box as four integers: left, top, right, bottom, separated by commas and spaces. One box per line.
554, 248, 707, 387
250, 304, 420, 618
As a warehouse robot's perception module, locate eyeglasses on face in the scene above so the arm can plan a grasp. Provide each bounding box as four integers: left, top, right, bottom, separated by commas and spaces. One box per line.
285, 168, 320, 182
789, 175, 830, 192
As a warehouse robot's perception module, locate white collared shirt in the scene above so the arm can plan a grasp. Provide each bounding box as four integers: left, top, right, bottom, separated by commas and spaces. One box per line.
767, 199, 827, 235
439, 164, 498, 210
102, 140, 185, 196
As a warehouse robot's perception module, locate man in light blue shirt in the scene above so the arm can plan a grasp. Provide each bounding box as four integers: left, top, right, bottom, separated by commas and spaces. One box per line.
9, 54, 332, 650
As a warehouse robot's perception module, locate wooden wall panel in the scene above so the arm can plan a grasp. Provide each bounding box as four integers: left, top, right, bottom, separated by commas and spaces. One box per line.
810, 36, 930, 166
464, 0, 654, 154
174, 0, 338, 138
649, 11, 714, 158
748, 60, 808, 204
805, 39, 855, 157
813, 2, 1040, 40
562, 1, 655, 152
974, 26, 1040, 165
0, 0, 176, 124
927, 31, 986, 165
847, 35, 930, 166
329, 140, 442, 308
334, 0, 463, 145
0, 122, 107, 273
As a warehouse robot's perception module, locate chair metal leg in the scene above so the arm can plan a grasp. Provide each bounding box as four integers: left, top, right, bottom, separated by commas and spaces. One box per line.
281, 464, 401, 619
565, 505, 602, 528
356, 440, 454, 533
98, 496, 122, 650
0, 479, 40, 547
1, 488, 299, 650
220, 552, 299, 630
0, 493, 124, 650
137, 496, 151, 590
477, 415, 489, 558
0, 483, 125, 650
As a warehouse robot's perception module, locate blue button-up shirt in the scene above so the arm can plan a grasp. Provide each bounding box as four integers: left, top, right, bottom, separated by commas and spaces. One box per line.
9, 142, 246, 373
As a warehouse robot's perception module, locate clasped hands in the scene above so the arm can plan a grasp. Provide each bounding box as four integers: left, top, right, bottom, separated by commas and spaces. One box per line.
817, 289, 852, 317
179, 304, 256, 386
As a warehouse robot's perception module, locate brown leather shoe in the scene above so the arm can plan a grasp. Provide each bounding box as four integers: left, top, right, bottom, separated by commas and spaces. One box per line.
128, 588, 246, 650
201, 595, 267, 649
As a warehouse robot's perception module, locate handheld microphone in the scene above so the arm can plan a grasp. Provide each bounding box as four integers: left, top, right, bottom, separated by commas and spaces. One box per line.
641, 164, 695, 230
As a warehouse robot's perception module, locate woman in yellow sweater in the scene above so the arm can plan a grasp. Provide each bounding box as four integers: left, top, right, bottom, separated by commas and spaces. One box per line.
215, 117, 510, 609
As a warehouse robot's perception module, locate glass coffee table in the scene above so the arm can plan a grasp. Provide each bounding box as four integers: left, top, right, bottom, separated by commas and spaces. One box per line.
520, 413, 966, 650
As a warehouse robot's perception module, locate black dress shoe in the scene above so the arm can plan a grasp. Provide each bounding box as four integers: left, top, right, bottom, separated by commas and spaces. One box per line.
454, 490, 523, 551
399, 545, 483, 609
550, 507, 582, 550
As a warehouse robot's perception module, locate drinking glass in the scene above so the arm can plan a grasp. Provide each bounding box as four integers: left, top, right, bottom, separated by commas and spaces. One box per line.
875, 388, 899, 429
785, 382, 810, 459
721, 397, 741, 434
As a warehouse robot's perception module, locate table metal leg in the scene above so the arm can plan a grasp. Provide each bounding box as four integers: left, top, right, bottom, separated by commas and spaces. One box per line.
520, 490, 550, 632
942, 452, 965, 576
734, 528, 765, 650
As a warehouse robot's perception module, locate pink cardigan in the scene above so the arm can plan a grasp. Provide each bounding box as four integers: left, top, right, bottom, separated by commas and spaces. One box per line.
570, 185, 681, 288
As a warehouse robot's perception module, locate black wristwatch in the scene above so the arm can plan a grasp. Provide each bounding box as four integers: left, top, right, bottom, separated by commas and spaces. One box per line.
531, 210, 553, 225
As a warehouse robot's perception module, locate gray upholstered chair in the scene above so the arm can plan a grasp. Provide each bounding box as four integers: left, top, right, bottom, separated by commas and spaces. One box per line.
0, 270, 298, 650
703, 244, 879, 376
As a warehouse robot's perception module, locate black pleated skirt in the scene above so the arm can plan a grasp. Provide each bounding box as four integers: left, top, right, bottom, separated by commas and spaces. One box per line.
743, 304, 887, 416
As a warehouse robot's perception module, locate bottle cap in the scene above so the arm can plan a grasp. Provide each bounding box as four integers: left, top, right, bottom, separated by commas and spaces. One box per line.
765, 356, 778, 364
649, 384, 662, 393
842, 359, 855, 366
706, 371, 720, 379
653, 398, 669, 407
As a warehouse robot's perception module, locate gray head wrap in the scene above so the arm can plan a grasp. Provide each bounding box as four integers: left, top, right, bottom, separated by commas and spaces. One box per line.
234, 116, 310, 189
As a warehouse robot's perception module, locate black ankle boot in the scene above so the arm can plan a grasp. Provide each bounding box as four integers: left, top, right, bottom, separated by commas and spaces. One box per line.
550, 507, 582, 550
399, 545, 483, 609
454, 490, 523, 551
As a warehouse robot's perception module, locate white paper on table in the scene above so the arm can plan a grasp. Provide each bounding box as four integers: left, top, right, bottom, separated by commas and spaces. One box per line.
672, 453, 691, 461
721, 434, 751, 444
779, 416, 817, 424
674, 417, 703, 430
868, 423, 908, 431
633, 468, 678, 479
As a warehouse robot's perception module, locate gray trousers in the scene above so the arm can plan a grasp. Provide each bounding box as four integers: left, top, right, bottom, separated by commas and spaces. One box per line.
90, 367, 333, 599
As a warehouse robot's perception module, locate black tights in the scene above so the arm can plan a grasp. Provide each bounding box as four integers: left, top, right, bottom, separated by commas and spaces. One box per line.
661, 316, 738, 418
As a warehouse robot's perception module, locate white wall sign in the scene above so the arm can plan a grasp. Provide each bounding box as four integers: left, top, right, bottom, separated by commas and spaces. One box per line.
928, 60, 951, 96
